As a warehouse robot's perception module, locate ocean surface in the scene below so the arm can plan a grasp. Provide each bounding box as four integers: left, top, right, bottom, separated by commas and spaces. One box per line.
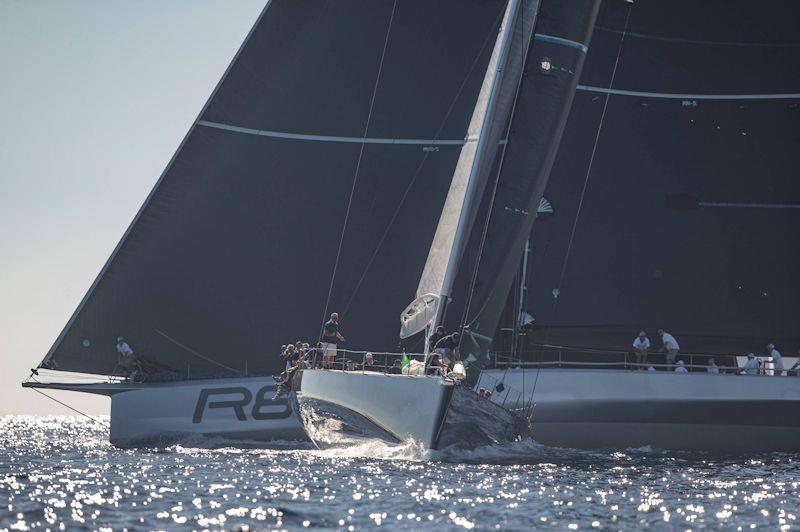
1, 416, 799, 530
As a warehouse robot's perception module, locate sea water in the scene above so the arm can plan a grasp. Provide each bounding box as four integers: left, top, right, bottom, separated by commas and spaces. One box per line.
1, 416, 799, 530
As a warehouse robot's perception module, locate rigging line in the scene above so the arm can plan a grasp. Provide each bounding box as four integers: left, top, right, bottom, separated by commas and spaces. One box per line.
28, 381, 108, 429
543, 3, 633, 349
154, 329, 240, 374
460, 0, 539, 333
339, 6, 508, 318
319, 0, 398, 336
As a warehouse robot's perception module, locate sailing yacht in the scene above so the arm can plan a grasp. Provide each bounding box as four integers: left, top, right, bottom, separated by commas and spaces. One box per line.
24, 0, 799, 452
469, 0, 800, 451
291, 0, 597, 451
24, 0, 598, 446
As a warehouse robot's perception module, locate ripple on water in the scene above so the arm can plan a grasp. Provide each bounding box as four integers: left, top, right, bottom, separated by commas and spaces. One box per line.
1, 415, 799, 530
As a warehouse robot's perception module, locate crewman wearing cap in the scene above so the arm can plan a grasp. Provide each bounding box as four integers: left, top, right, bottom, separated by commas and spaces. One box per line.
632, 331, 651, 369
674, 360, 689, 374
765, 343, 784, 376
741, 353, 760, 375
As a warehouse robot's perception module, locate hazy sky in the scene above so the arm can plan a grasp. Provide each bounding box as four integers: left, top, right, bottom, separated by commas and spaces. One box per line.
0, 1, 266, 414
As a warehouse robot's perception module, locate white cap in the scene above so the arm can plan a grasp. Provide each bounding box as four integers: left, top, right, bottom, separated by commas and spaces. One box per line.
766, 343, 775, 349
639, 331, 646, 337
117, 336, 124, 342
747, 352, 755, 358
677, 360, 684, 365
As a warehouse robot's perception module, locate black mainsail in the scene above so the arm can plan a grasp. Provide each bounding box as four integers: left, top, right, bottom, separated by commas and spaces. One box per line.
510, 0, 800, 355
39, 0, 510, 377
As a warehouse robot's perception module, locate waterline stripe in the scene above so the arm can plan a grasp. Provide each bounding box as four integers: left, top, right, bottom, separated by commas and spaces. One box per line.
198, 120, 467, 145
577, 85, 800, 100
534, 33, 588, 53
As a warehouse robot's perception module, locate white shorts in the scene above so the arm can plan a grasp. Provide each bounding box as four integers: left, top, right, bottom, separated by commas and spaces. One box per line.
321, 342, 337, 360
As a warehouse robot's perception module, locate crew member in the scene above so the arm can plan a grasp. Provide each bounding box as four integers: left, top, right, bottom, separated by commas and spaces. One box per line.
429, 326, 446, 351
766, 343, 784, 376
674, 360, 688, 374
741, 353, 760, 375
434, 331, 460, 367
115, 336, 141, 377
632, 331, 650, 369
707, 358, 720, 374
322, 312, 345, 368
657, 329, 680, 368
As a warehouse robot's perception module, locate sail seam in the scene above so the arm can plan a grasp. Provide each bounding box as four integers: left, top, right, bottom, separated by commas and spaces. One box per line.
534, 33, 588, 53
197, 120, 466, 145
577, 86, 800, 100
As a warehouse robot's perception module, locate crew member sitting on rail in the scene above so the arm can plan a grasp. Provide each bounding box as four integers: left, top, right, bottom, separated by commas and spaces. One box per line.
632, 331, 650, 369
674, 360, 689, 374
766, 343, 784, 376
657, 329, 680, 369
434, 331, 460, 367
741, 353, 760, 375
115, 336, 141, 378
322, 312, 345, 369
707, 358, 720, 374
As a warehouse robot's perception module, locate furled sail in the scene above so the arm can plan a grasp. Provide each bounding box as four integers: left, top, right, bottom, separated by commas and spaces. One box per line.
38, 0, 508, 377
513, 0, 800, 355
401, 0, 540, 340
454, 0, 602, 360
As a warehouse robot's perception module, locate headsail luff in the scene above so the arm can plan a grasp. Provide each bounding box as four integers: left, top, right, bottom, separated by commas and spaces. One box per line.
402, 0, 540, 340
456, 0, 602, 359
38, 0, 507, 377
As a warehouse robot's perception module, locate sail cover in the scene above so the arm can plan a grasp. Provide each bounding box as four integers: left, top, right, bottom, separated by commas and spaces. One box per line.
518, 0, 800, 354
40, 0, 508, 377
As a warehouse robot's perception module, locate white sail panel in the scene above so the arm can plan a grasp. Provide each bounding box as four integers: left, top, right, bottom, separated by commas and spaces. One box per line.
403, 0, 540, 338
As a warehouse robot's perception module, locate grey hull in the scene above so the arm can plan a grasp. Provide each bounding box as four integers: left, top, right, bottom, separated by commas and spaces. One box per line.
480, 369, 800, 453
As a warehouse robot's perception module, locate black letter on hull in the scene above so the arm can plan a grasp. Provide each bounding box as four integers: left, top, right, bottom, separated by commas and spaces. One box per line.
252, 385, 292, 420
193, 387, 253, 423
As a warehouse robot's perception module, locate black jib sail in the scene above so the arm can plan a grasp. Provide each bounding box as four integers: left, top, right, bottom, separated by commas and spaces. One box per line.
39, 0, 509, 377
453, 0, 602, 363
513, 0, 800, 356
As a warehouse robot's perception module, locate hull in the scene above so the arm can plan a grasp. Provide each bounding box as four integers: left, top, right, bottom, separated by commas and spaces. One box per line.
294, 370, 451, 449
479, 369, 800, 452
293, 369, 530, 450
25, 377, 307, 446
110, 377, 306, 446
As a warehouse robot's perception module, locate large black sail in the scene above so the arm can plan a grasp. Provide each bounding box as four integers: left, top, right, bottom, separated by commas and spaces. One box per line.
40, 0, 508, 377
451, 0, 602, 357
520, 0, 800, 355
